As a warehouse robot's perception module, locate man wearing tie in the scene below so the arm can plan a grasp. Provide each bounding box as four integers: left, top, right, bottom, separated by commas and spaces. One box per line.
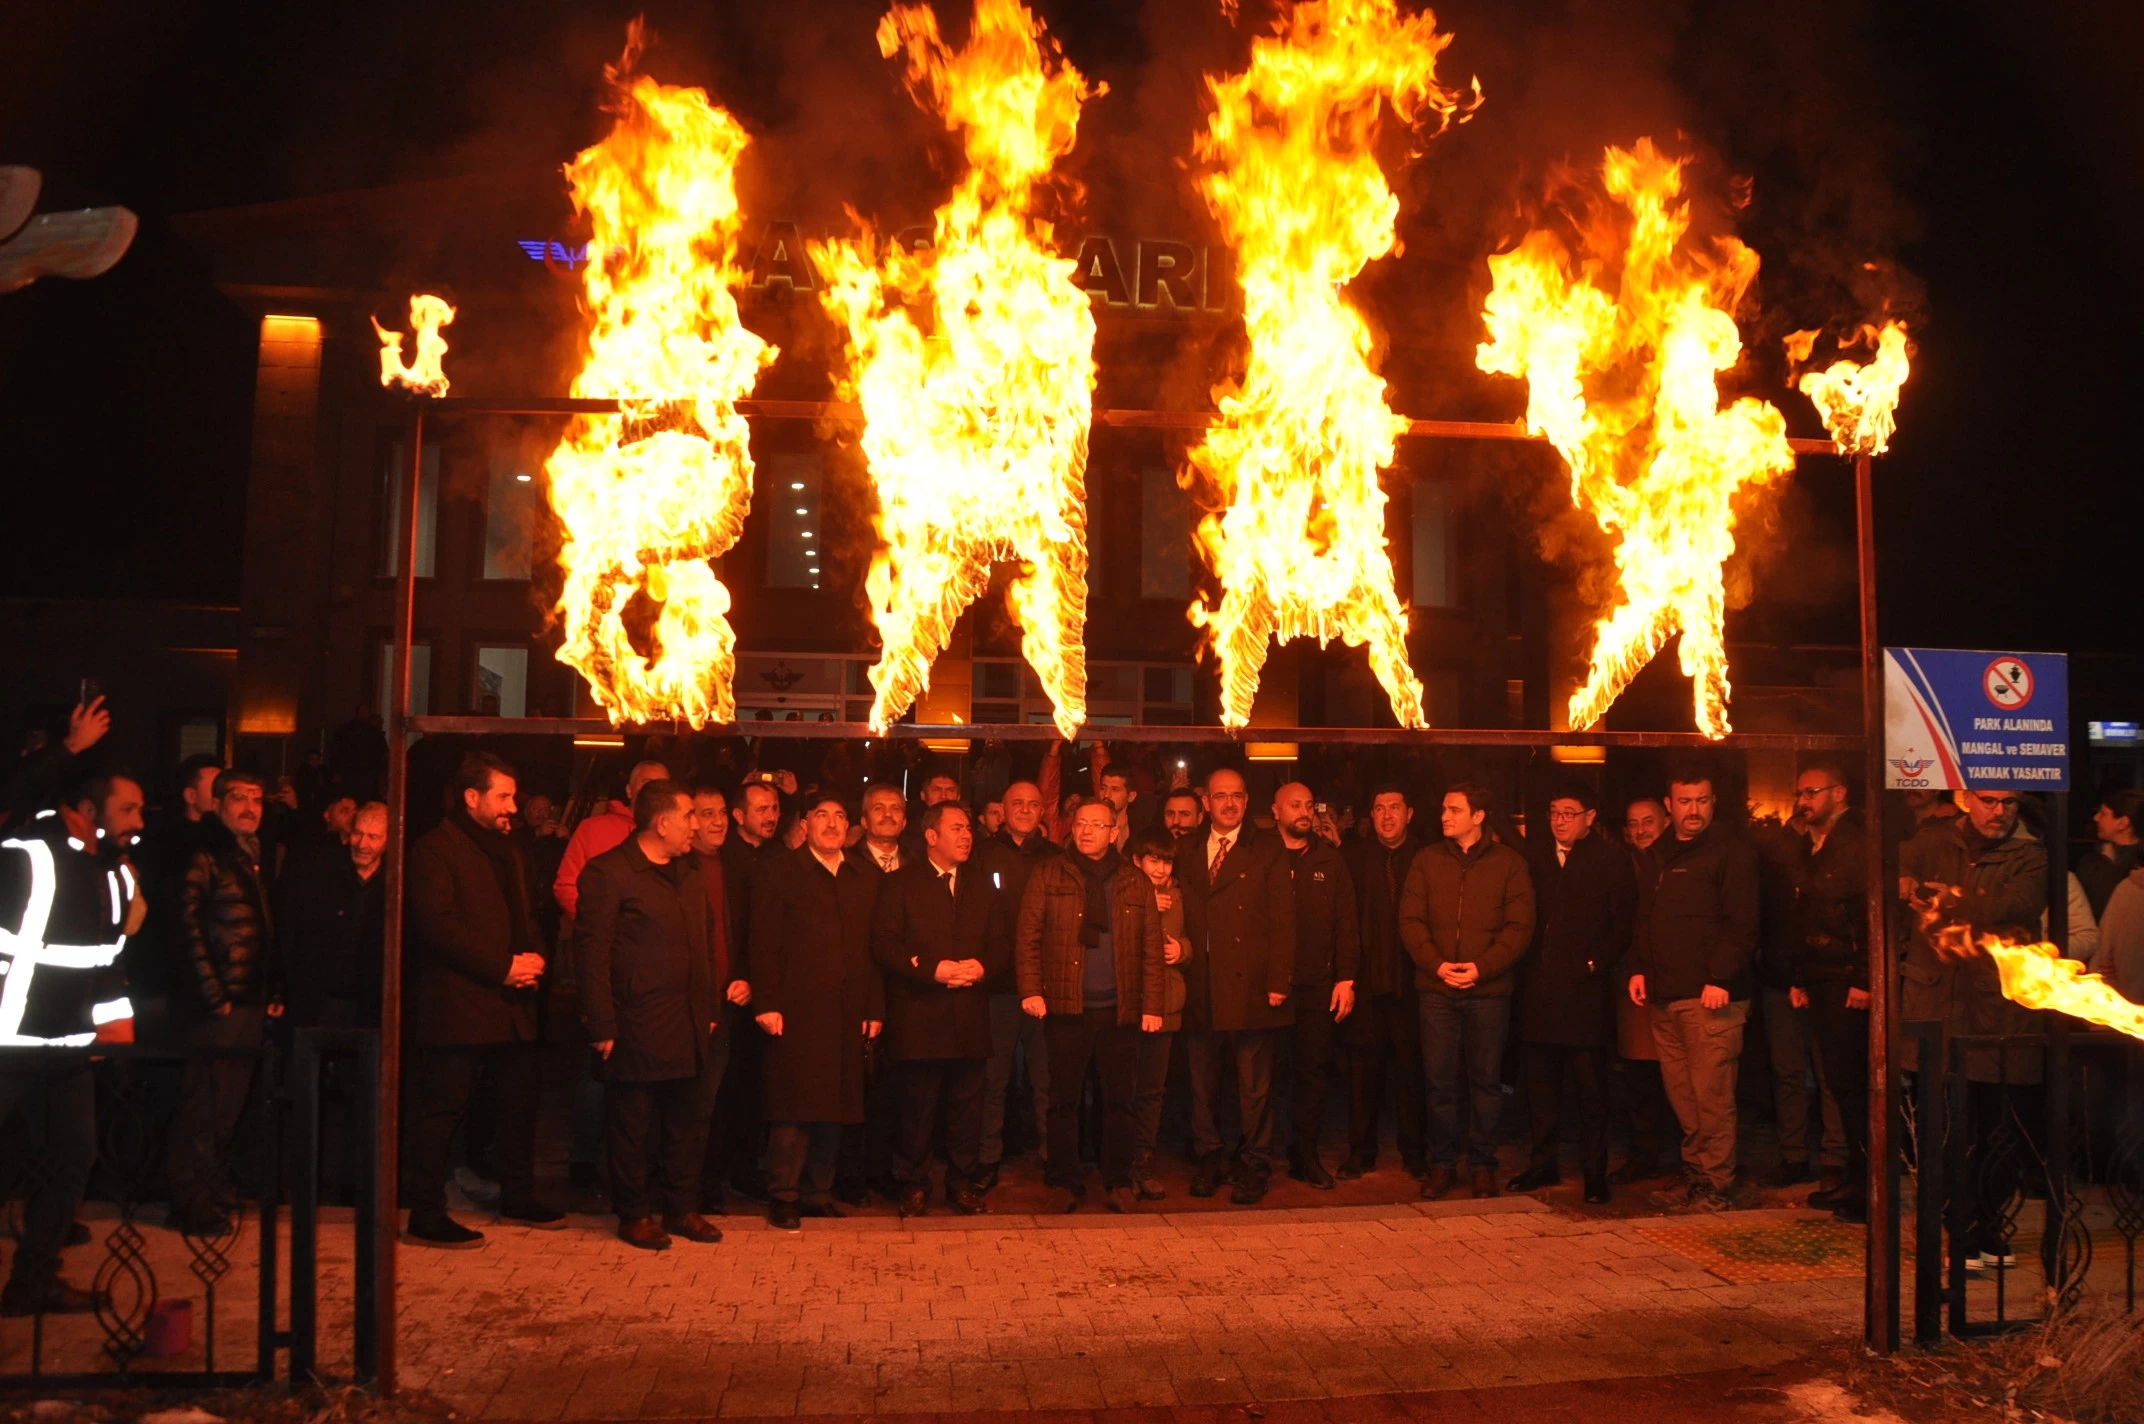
1178, 767, 1296, 1205
870, 802, 1008, 1217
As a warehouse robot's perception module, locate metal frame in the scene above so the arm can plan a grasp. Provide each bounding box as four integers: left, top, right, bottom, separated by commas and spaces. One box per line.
375, 394, 1891, 1390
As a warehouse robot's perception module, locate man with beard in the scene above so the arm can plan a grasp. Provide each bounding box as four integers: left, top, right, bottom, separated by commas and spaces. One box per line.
1273, 782, 1358, 1189
402, 753, 563, 1247
973, 779, 1060, 1188
1511, 784, 1635, 1204
750, 794, 884, 1230
1338, 786, 1429, 1180
712, 777, 783, 1207
1160, 787, 1205, 842
872, 802, 1006, 1216
1784, 761, 1871, 1223
1613, 797, 1678, 1181
841, 784, 910, 1200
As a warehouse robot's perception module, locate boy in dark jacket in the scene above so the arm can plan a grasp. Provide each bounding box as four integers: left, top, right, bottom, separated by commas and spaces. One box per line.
1128, 828, 1191, 1199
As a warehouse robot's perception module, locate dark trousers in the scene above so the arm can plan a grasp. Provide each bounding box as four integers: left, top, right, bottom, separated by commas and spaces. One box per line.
1131, 1029, 1175, 1159
1803, 984, 1870, 1198
1420, 993, 1510, 1171
704, 1001, 765, 1200
1343, 991, 1426, 1167
892, 1057, 986, 1188
1290, 985, 1341, 1160
1186, 1025, 1279, 1167
766, 1121, 842, 1206
837, 1053, 897, 1189
166, 1005, 265, 1214
1617, 1057, 1677, 1171
0, 1064, 95, 1290
604, 1033, 729, 1221
1044, 1009, 1141, 1190
1964, 1081, 2047, 1255
1521, 1042, 1609, 1179
404, 1041, 541, 1215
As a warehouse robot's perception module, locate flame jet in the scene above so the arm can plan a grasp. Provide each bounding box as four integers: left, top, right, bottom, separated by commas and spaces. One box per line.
1185, 0, 1476, 731
1477, 139, 1796, 740
812, 0, 1101, 739
544, 27, 777, 728
1787, 320, 1913, 457
374, 294, 455, 396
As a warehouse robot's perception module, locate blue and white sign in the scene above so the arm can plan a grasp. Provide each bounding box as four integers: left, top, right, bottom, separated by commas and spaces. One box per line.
1884, 648, 2069, 790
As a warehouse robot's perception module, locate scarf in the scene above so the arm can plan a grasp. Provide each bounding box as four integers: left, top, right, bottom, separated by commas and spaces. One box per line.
451, 811, 539, 959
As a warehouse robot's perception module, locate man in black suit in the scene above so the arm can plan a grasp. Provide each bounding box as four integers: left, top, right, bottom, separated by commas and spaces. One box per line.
1177, 767, 1296, 1205
1511, 783, 1636, 1203
871, 802, 1009, 1216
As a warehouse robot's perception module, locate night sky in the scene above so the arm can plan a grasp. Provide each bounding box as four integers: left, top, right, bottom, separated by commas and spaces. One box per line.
2, 0, 2137, 697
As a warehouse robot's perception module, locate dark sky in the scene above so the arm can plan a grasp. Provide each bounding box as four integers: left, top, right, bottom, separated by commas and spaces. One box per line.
1, 0, 2138, 680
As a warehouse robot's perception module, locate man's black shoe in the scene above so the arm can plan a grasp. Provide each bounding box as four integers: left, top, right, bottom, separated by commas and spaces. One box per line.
973, 1162, 1000, 1193
896, 1186, 929, 1219
1335, 1155, 1372, 1181
1289, 1154, 1335, 1190
1806, 1182, 1854, 1210
1404, 1159, 1432, 1183
768, 1201, 802, 1231
1508, 1164, 1561, 1193
1767, 1159, 1816, 1188
1189, 1154, 1223, 1198
1419, 1165, 1457, 1199
1229, 1168, 1268, 1206
947, 1186, 989, 1216
498, 1199, 568, 1230
1, 1279, 100, 1316
618, 1216, 672, 1251
403, 1212, 485, 1249
1583, 1175, 1612, 1205
801, 1202, 847, 1219
832, 1178, 871, 1207
1830, 1197, 1868, 1225
664, 1213, 724, 1244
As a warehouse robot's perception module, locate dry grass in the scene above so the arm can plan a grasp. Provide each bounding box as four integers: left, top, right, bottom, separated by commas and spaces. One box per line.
1841, 1297, 2144, 1424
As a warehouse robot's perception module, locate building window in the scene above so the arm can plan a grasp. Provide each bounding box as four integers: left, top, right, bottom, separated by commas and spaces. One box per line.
764, 454, 822, 589
483, 457, 538, 581
1139, 467, 1192, 601
1411, 479, 1453, 609
377, 641, 432, 722
474, 645, 529, 718
381, 441, 440, 578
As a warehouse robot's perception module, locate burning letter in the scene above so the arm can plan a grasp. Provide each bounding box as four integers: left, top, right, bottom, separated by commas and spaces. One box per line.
812, 0, 1101, 739
1477, 139, 1796, 739
1787, 320, 1913, 457
1185, 0, 1475, 731
544, 25, 777, 728
374, 294, 454, 397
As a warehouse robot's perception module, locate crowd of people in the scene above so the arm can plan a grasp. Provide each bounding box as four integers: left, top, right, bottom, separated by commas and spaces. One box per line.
5, 698, 2141, 1312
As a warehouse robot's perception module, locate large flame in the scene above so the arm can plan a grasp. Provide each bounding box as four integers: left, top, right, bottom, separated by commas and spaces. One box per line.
544, 26, 777, 728
1185, 0, 1474, 730
1476, 139, 1796, 739
810, 0, 1099, 739
1787, 319, 1912, 456
373, 294, 454, 396
1920, 889, 2144, 1042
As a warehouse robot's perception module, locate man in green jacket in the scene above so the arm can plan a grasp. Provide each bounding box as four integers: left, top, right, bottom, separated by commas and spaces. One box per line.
1399, 781, 1535, 1199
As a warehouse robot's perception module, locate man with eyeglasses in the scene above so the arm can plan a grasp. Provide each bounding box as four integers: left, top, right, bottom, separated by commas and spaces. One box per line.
1898, 785, 2050, 1271
1781, 762, 1869, 1221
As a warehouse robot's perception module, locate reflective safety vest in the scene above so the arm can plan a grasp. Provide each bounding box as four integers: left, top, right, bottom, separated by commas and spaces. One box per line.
0, 813, 134, 1047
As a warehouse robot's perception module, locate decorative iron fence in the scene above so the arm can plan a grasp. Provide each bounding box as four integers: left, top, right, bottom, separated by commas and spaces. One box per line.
0, 1028, 380, 1386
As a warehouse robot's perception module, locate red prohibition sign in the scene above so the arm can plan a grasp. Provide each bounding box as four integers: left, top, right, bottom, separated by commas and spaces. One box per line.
1983, 657, 2034, 710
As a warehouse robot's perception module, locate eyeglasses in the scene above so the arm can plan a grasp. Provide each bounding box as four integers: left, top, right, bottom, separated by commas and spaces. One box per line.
1545, 807, 1589, 820
1794, 784, 1842, 799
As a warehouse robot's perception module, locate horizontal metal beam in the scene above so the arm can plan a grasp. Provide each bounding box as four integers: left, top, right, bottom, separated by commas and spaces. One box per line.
409, 714, 1862, 750
418, 396, 1841, 456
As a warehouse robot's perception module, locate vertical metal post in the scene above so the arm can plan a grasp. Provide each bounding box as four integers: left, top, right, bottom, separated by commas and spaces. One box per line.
290, 1031, 320, 1382
2042, 792, 2071, 1296
1855, 450, 1899, 1351
352, 1030, 381, 1380
374, 403, 421, 1394
1906, 1021, 1945, 1344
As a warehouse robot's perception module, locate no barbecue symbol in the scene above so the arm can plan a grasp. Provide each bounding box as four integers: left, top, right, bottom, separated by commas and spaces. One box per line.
1983, 657, 2035, 710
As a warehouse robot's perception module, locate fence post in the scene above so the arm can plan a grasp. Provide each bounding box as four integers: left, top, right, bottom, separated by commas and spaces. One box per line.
290, 1030, 321, 1382
1905, 1021, 1945, 1344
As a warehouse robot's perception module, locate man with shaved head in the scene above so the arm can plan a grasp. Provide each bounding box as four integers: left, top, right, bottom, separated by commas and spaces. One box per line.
1179, 766, 1296, 1205
555, 759, 671, 925
973, 778, 1061, 1187
1274, 783, 1358, 1189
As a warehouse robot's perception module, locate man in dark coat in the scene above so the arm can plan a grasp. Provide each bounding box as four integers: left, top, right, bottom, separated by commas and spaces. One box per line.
710, 779, 783, 1207
166, 769, 279, 1236
871, 802, 1009, 1216
973, 780, 1060, 1188
579, 780, 726, 1251
1511, 783, 1635, 1202
1178, 767, 1296, 1205
1783, 761, 1871, 1223
403, 753, 564, 1248
275, 802, 386, 1030
1628, 767, 1760, 1213
749, 793, 885, 1230
1338, 786, 1429, 1180
1274, 782, 1359, 1189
